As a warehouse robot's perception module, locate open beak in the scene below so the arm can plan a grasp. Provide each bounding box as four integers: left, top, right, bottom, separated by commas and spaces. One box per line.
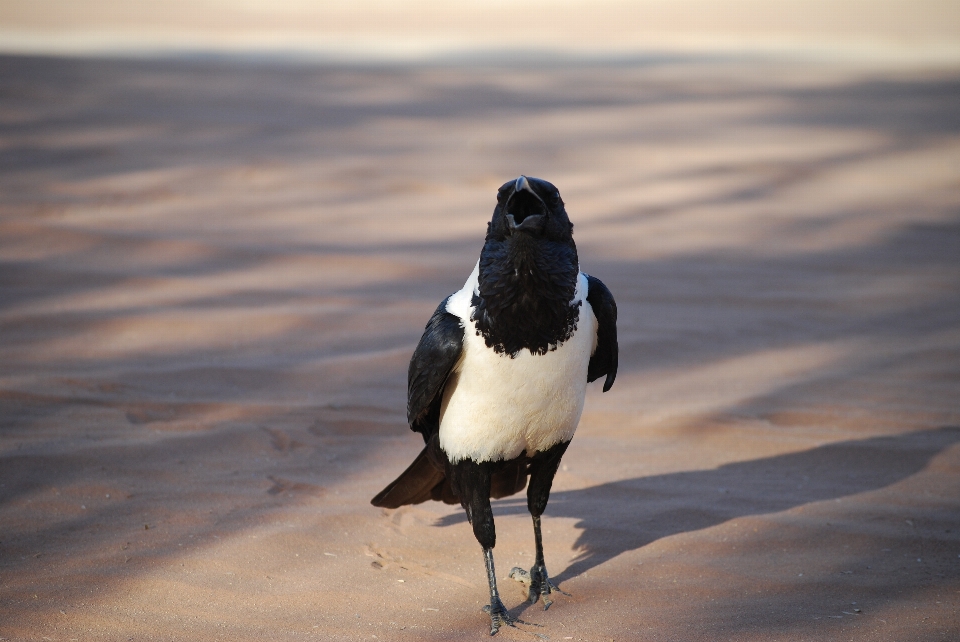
505, 175, 546, 234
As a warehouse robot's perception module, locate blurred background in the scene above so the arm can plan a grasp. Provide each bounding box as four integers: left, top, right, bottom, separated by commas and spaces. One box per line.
1, 0, 959, 64
1, 2, 959, 641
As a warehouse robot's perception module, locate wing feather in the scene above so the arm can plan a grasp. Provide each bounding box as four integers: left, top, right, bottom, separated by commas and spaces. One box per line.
585, 275, 618, 392
407, 297, 465, 440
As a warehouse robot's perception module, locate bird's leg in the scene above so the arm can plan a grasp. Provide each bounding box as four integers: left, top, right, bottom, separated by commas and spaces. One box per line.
453, 458, 521, 635
510, 514, 571, 608
510, 441, 571, 609
481, 547, 518, 635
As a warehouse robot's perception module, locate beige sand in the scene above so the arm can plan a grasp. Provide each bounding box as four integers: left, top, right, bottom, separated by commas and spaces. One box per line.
1, 1, 959, 64
1, 24, 959, 642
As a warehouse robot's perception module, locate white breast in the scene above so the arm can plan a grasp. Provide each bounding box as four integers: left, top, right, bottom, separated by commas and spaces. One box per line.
439, 264, 597, 463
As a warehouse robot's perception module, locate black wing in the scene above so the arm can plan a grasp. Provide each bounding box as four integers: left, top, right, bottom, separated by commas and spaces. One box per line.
585, 274, 618, 392
407, 297, 464, 441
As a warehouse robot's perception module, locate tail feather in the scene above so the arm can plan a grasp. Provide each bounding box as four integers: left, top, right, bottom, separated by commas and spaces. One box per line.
372, 446, 532, 509
371, 446, 449, 508
491, 459, 528, 499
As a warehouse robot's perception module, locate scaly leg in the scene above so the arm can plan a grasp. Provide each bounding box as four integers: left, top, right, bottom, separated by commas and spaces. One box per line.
510, 515, 570, 608
510, 441, 571, 609
452, 458, 526, 635
481, 548, 519, 635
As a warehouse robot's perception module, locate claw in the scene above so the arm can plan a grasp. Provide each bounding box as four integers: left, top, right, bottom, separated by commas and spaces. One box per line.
482, 598, 519, 636
509, 566, 530, 584
510, 564, 569, 609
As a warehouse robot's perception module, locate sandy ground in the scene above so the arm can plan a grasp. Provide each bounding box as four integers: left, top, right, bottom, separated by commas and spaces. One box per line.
2, 1, 959, 64
1, 50, 960, 641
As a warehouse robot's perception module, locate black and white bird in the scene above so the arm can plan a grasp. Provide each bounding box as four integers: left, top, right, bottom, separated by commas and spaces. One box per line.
371, 176, 618, 635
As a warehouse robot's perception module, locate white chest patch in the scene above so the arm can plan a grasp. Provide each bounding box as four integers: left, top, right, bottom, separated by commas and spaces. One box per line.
439, 264, 597, 463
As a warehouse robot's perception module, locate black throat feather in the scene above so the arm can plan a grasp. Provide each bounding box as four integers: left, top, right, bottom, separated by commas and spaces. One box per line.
471, 232, 581, 357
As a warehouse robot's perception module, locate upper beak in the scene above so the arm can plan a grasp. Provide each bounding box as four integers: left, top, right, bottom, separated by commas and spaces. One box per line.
515, 175, 533, 194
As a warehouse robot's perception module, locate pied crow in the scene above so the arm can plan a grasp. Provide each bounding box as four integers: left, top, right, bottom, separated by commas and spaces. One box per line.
371, 175, 618, 635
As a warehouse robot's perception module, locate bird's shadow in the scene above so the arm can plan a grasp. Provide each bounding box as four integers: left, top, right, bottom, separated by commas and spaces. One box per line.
434, 426, 959, 589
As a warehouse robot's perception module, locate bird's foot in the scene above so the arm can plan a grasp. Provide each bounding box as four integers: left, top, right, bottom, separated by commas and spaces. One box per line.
482, 596, 522, 636
509, 564, 570, 610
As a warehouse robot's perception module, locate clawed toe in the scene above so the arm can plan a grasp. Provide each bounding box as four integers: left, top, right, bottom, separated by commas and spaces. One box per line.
482, 598, 520, 636
508, 566, 531, 585
510, 564, 569, 609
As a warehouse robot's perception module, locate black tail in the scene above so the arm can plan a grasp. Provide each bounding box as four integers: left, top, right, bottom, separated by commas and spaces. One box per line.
490, 458, 528, 499
371, 446, 456, 508
371, 445, 530, 509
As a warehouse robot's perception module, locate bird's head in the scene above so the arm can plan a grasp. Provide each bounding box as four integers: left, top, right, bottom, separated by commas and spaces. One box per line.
473, 176, 580, 354
487, 175, 573, 245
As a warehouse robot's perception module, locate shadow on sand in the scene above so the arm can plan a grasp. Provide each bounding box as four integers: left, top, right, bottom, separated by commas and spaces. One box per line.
435, 426, 960, 583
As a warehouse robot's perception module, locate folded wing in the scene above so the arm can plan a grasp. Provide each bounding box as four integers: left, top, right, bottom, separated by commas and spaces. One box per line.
585, 275, 618, 392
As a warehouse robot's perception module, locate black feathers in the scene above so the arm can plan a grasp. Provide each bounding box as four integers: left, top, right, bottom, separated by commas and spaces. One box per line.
370, 444, 447, 508
406, 297, 464, 439
472, 176, 581, 357
370, 436, 541, 509
585, 275, 618, 392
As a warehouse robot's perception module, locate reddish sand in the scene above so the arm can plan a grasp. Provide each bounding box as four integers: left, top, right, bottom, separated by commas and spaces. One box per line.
1, 55, 959, 641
